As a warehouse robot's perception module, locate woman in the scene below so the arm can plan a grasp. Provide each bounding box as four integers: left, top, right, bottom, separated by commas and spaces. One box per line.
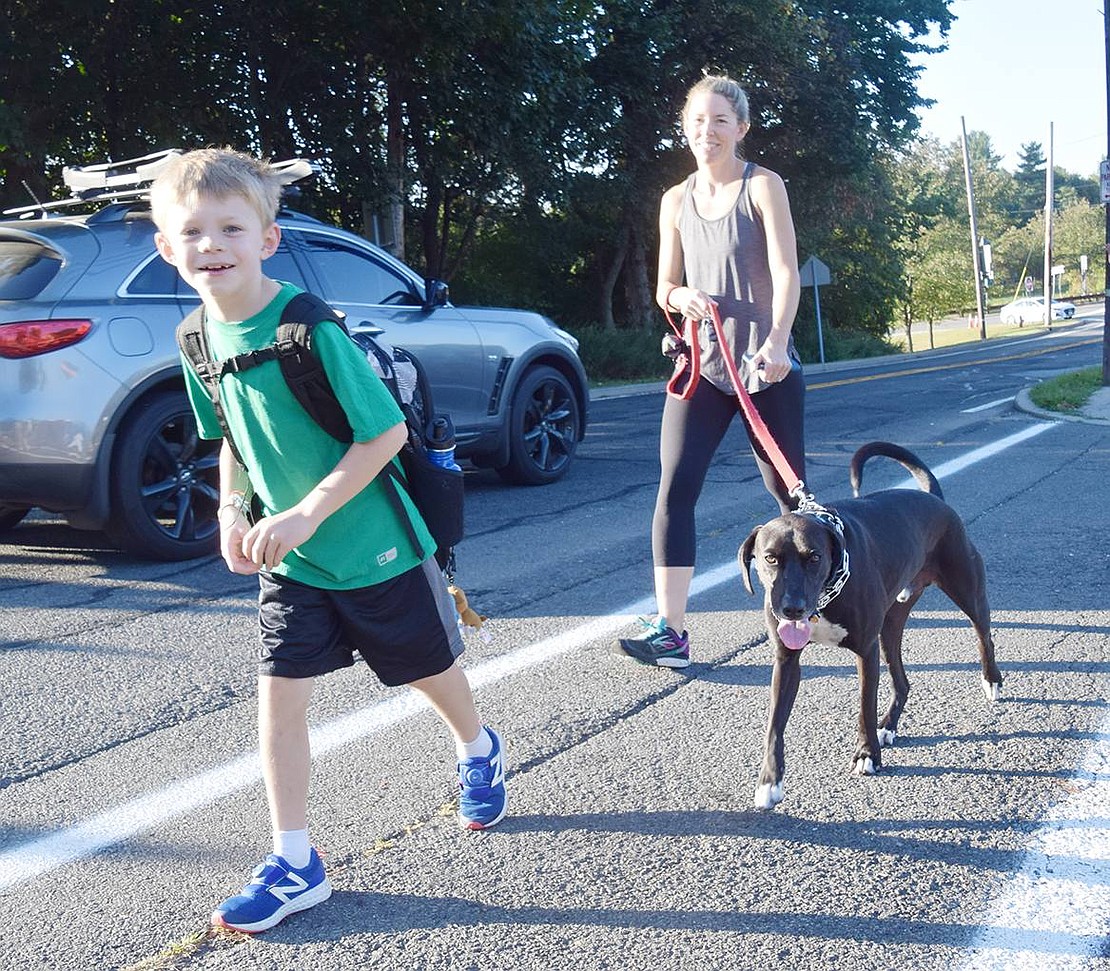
616, 73, 805, 668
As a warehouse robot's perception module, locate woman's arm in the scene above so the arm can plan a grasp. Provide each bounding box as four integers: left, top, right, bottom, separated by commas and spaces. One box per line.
657, 182, 716, 322
656, 184, 685, 312
751, 168, 801, 379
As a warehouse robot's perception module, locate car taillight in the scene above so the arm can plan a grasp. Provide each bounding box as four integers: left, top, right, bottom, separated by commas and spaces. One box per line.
0, 319, 93, 359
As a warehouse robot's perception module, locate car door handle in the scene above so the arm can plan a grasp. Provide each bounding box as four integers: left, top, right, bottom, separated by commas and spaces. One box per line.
356, 322, 385, 336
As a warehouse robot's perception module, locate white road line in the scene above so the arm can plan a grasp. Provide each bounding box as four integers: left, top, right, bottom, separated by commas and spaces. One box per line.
895, 422, 1056, 489
0, 423, 1062, 897
962, 396, 1015, 413
957, 722, 1110, 969
0, 559, 732, 896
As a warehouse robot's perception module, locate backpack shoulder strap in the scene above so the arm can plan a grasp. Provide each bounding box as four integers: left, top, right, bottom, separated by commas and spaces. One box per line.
176, 305, 216, 382
273, 292, 353, 443
176, 305, 248, 467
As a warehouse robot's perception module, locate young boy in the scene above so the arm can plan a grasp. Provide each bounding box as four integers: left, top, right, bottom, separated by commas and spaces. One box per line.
151, 148, 506, 934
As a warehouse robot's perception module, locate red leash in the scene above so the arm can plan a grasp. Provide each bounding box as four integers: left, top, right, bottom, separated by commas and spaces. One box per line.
664, 305, 807, 500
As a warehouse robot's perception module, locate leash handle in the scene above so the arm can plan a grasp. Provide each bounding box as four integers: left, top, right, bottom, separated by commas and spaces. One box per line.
663, 309, 700, 401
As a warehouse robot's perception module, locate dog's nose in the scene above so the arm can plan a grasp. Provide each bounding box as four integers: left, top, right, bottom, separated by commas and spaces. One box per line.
779, 600, 808, 621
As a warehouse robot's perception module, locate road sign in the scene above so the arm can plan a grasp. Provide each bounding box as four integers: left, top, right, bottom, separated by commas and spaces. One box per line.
1101, 159, 1110, 204
1025, 276, 1034, 294
799, 255, 831, 288
798, 255, 830, 365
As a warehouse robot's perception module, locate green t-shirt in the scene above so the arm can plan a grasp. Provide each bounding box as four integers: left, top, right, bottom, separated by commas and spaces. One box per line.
181, 282, 435, 589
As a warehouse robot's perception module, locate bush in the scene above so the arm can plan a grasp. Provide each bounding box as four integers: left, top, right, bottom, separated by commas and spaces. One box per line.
792, 324, 899, 364
574, 326, 672, 383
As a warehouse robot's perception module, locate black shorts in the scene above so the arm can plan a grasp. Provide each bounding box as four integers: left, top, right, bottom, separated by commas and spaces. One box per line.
256, 558, 464, 686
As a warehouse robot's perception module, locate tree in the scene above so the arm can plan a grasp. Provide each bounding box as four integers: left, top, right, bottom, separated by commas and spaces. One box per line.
1014, 140, 1046, 225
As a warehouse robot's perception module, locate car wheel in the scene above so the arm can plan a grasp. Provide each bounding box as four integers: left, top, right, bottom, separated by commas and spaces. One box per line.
496, 365, 580, 485
106, 391, 221, 560
0, 504, 30, 531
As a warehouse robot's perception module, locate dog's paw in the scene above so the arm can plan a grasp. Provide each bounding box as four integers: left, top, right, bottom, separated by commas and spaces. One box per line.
981, 678, 1002, 702
852, 755, 877, 776
753, 781, 784, 810
877, 727, 897, 747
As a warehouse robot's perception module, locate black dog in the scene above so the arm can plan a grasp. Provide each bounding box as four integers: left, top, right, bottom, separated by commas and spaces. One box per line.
739, 442, 1002, 810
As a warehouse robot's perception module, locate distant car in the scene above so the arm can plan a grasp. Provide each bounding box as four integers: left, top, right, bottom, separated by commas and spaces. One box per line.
0, 152, 589, 559
999, 296, 1076, 325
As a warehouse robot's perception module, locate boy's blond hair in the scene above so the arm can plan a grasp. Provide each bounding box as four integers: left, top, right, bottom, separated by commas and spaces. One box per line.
150, 148, 283, 230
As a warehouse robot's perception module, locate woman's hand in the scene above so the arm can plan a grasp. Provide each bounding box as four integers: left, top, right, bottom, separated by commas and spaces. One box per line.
752, 340, 793, 383
674, 286, 716, 322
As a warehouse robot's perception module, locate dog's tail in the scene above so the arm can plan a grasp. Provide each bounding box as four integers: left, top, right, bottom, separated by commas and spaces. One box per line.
849, 441, 943, 499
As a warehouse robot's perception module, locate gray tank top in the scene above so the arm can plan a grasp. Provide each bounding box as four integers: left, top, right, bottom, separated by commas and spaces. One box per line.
678, 162, 795, 393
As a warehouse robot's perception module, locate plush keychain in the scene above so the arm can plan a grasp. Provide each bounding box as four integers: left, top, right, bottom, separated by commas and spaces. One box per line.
448, 584, 490, 641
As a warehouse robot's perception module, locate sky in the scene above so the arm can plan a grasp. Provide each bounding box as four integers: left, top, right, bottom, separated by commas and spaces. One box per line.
912, 0, 1106, 176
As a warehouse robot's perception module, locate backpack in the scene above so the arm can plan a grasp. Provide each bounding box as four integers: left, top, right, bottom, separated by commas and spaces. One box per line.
175, 291, 464, 572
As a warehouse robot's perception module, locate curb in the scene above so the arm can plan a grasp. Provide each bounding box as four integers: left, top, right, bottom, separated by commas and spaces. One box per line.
1014, 388, 1110, 427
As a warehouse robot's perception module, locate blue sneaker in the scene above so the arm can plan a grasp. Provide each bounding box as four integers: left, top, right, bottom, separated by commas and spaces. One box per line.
212, 848, 332, 933
615, 616, 690, 668
457, 727, 507, 830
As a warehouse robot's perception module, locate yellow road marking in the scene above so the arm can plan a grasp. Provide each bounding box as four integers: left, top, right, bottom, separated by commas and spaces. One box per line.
807, 338, 1100, 390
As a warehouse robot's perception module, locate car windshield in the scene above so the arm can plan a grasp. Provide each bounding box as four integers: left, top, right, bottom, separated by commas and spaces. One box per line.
0, 239, 62, 299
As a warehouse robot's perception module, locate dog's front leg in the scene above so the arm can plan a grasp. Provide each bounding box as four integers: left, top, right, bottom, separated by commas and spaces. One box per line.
852, 643, 883, 776
755, 647, 803, 810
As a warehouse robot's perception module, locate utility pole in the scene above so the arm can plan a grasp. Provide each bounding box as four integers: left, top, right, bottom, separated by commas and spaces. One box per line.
960, 117, 987, 339
1044, 122, 1055, 331
1103, 3, 1110, 385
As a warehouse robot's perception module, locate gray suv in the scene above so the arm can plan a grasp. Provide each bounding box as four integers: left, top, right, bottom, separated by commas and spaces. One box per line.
0, 158, 588, 560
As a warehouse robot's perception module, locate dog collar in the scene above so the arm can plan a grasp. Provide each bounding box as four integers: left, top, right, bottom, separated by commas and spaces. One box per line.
795, 495, 851, 610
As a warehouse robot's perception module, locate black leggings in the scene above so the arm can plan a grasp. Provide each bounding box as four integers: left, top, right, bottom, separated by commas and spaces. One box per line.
651, 370, 806, 567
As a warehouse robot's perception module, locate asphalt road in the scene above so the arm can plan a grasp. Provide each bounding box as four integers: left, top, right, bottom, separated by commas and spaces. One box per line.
1, 314, 1108, 970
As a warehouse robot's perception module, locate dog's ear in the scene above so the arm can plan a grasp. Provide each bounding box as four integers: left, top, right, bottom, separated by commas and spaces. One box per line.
738, 526, 763, 595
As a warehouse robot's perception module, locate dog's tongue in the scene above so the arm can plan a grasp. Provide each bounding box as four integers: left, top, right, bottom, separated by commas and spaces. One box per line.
777, 619, 811, 651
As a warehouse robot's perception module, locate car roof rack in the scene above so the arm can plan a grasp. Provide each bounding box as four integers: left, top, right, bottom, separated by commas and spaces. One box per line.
3, 150, 319, 219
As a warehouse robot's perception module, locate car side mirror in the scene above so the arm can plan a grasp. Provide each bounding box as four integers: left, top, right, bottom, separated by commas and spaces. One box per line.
423, 278, 449, 311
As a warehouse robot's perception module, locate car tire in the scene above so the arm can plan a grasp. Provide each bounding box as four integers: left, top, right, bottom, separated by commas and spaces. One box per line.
0, 504, 30, 531
496, 365, 581, 486
106, 391, 221, 560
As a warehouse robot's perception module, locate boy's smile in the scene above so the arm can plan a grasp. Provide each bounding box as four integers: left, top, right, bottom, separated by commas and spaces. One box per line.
155, 193, 281, 321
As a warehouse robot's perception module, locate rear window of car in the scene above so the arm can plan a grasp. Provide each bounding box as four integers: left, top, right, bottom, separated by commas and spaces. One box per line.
0, 239, 62, 299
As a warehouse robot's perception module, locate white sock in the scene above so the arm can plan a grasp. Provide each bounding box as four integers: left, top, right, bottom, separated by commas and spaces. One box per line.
274, 829, 311, 869
456, 726, 493, 761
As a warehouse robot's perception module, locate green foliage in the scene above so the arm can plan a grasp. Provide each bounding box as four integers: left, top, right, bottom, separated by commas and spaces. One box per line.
13, 1, 1093, 351
791, 313, 900, 364
1029, 367, 1103, 412
888, 129, 1103, 331
573, 326, 673, 383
